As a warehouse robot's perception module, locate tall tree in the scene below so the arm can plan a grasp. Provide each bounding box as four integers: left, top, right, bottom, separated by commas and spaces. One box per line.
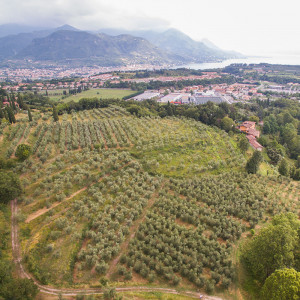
241, 213, 299, 283
0, 107, 4, 120
27, 107, 32, 122
0, 171, 22, 204
246, 150, 263, 174
5, 106, 16, 124
239, 136, 249, 153
52, 105, 59, 122
1, 278, 38, 300
220, 116, 234, 132
261, 268, 300, 300
10, 92, 17, 111
278, 158, 290, 176
17, 93, 25, 109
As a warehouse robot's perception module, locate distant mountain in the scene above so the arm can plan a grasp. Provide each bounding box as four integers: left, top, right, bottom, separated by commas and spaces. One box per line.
144, 28, 218, 62
0, 25, 80, 60
201, 38, 222, 51
100, 28, 243, 63
55, 24, 79, 32
15, 30, 179, 66
0, 23, 243, 67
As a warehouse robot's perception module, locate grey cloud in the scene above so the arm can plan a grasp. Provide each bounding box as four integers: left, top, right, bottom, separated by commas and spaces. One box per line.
0, 0, 170, 31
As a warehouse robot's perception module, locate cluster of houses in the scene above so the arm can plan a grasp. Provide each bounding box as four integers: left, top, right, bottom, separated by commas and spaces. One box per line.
1, 71, 265, 104
238, 121, 263, 151
0, 64, 167, 82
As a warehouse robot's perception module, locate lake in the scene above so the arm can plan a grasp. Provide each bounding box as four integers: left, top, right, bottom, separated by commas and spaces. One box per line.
172, 54, 300, 70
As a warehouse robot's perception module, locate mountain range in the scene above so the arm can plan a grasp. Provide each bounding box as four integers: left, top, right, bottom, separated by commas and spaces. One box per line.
0, 24, 243, 67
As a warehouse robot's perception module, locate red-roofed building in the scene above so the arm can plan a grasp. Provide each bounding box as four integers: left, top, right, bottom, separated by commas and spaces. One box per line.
238, 120, 263, 151
247, 128, 260, 138
246, 135, 263, 151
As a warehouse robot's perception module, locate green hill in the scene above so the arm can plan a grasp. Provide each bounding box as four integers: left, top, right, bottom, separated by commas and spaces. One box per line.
0, 106, 298, 298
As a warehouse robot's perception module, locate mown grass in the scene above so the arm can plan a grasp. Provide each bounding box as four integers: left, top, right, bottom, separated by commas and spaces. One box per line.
61, 89, 137, 102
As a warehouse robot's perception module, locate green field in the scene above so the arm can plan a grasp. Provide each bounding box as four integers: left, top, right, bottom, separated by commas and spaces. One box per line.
61, 88, 137, 102
40, 88, 137, 102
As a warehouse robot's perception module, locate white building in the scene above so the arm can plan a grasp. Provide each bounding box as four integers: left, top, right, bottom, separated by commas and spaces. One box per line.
133, 91, 160, 101
159, 93, 183, 103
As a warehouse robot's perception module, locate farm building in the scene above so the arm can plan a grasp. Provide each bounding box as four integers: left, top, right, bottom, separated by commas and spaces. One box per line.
159, 93, 183, 103
133, 91, 161, 101
247, 135, 263, 151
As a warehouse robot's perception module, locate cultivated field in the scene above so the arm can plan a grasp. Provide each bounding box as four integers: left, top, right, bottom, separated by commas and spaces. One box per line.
1, 106, 299, 299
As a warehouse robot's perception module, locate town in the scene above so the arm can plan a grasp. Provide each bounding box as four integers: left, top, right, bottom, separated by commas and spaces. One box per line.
1, 64, 299, 107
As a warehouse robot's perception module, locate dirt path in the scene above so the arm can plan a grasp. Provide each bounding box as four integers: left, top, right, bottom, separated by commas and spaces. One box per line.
25, 186, 87, 223
25, 161, 134, 223
106, 181, 166, 278
25, 159, 90, 197
11, 198, 223, 299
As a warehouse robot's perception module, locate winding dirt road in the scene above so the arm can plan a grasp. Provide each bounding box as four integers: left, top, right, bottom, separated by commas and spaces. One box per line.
11, 198, 222, 299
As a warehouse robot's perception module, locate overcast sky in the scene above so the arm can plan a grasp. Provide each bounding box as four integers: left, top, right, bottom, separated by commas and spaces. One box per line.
1, 0, 300, 55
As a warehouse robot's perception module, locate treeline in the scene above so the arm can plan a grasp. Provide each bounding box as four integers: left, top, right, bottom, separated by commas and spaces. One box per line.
259, 74, 300, 85
104, 75, 237, 91
0, 89, 52, 124
247, 98, 300, 179
57, 97, 246, 127
56, 91, 144, 114
115, 68, 205, 79
0, 90, 20, 124
56, 98, 121, 114
256, 98, 300, 163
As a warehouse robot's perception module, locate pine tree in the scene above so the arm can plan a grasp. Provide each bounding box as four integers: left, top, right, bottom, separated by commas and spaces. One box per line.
17, 93, 25, 109
5, 106, 16, 124
0, 103, 4, 119
10, 93, 17, 111
166, 101, 174, 116
3, 108, 8, 120
28, 108, 32, 122
53, 105, 59, 122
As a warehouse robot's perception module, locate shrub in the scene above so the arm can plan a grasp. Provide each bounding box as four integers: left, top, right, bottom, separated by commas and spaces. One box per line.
15, 144, 32, 161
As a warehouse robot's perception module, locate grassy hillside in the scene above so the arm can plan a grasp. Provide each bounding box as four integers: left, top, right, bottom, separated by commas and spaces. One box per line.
0, 106, 299, 299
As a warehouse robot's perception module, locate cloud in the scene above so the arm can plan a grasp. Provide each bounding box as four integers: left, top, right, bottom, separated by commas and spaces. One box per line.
0, 0, 170, 31
0, 0, 299, 55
